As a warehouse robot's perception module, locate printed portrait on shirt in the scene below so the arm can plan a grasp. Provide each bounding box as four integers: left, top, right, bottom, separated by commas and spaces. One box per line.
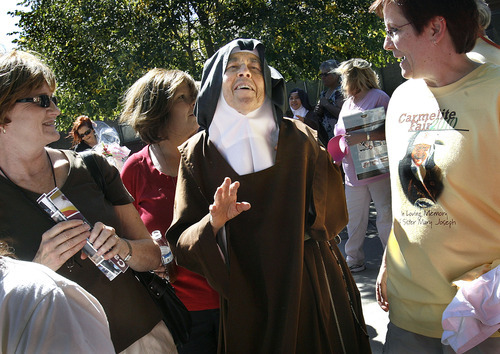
398, 131, 444, 208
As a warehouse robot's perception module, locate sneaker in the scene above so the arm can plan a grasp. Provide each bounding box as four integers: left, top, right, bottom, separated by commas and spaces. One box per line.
348, 263, 366, 273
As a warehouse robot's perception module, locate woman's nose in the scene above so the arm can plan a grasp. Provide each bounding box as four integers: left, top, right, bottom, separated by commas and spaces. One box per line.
383, 35, 394, 51
237, 64, 251, 77
49, 101, 61, 116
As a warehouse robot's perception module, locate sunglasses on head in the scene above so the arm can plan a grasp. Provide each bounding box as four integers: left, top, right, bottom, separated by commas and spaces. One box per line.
16, 95, 58, 108
79, 129, 93, 139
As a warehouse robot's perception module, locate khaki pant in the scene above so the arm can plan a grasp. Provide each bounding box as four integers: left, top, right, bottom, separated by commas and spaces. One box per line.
384, 322, 500, 354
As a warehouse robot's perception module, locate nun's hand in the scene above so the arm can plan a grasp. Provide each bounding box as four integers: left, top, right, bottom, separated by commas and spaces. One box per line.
209, 177, 251, 235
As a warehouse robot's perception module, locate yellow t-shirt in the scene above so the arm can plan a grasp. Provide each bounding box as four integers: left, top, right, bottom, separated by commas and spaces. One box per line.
467, 36, 500, 66
385, 63, 500, 338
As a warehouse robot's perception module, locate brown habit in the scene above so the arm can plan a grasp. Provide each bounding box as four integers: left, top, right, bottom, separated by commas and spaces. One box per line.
167, 119, 371, 353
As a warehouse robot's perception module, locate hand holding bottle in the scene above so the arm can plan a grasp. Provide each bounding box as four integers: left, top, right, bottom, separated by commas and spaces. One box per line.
152, 230, 178, 282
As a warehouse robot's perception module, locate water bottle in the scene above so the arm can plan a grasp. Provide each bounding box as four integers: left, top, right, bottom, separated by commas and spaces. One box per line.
152, 230, 178, 282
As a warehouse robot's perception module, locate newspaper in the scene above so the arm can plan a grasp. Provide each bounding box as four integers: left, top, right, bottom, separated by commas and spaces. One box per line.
344, 106, 389, 180
37, 187, 129, 281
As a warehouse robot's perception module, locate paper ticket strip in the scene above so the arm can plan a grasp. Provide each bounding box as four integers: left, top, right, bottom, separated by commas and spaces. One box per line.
37, 187, 129, 281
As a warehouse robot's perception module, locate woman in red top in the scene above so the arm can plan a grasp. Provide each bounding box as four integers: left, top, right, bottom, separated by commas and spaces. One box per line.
120, 69, 220, 353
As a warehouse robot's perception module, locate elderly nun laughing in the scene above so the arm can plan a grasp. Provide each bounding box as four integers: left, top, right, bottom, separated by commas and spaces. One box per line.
167, 39, 371, 354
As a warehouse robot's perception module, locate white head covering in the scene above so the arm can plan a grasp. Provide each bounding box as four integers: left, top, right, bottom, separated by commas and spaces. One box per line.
290, 105, 308, 120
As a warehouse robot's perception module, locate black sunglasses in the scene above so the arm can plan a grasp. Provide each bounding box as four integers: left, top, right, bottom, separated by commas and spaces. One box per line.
16, 95, 58, 108
79, 129, 93, 139
319, 72, 331, 78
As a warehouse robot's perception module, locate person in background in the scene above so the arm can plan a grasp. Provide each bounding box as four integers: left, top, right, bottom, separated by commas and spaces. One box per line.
285, 88, 327, 140
369, 0, 500, 352
70, 115, 131, 171
333, 58, 392, 273
0, 240, 115, 353
69, 115, 98, 152
166, 38, 370, 353
314, 59, 345, 145
0, 50, 176, 353
120, 68, 220, 354
467, 0, 500, 65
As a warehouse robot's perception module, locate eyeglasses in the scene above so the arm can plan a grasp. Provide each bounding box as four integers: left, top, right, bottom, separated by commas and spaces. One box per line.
385, 22, 412, 38
16, 95, 58, 108
79, 129, 93, 139
319, 72, 331, 78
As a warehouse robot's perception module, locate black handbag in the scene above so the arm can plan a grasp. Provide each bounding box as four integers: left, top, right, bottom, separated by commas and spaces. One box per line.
80, 151, 191, 346
134, 271, 191, 346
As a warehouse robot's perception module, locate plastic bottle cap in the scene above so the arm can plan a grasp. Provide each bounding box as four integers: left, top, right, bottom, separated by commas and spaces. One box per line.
151, 230, 162, 241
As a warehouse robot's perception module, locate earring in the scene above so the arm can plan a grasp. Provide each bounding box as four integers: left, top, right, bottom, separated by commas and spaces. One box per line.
2, 127, 5, 134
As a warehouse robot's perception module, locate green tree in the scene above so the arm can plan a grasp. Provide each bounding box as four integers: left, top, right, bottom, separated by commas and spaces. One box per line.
14, 0, 390, 130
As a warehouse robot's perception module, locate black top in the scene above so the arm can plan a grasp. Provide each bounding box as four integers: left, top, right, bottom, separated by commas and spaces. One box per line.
74, 140, 93, 152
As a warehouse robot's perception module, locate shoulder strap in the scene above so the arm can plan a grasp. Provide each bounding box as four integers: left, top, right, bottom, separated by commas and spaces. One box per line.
80, 151, 107, 195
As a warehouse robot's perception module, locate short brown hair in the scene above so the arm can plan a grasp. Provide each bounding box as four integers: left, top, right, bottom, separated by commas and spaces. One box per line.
335, 58, 380, 98
0, 50, 56, 126
119, 69, 198, 144
369, 0, 480, 53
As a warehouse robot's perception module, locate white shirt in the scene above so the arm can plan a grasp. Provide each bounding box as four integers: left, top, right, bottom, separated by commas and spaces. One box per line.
0, 257, 115, 354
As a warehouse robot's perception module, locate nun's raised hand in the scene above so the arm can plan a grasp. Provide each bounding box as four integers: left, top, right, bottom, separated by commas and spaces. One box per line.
209, 177, 251, 235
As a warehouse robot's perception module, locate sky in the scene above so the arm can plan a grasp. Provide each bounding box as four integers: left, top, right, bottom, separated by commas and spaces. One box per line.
0, 0, 27, 53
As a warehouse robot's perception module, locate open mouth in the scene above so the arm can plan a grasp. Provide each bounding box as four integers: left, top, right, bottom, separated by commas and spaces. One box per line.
234, 84, 253, 91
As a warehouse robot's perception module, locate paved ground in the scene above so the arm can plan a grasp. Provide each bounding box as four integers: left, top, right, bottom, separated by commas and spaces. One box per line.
338, 203, 389, 354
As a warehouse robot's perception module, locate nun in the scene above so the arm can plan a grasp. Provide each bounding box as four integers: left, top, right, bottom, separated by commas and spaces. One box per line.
167, 38, 370, 353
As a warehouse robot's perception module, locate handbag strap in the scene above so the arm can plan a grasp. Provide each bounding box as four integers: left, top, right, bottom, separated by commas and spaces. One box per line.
80, 151, 107, 195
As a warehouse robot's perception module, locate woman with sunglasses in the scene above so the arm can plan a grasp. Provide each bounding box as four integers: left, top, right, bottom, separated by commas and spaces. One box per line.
0, 50, 176, 352
70, 115, 98, 152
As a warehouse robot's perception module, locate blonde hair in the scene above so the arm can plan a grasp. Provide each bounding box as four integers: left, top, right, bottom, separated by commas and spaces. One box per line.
120, 69, 197, 144
0, 240, 15, 258
0, 50, 56, 126
335, 58, 380, 98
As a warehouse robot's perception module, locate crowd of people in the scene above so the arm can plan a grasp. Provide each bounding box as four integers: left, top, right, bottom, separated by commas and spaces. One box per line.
0, 0, 498, 353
